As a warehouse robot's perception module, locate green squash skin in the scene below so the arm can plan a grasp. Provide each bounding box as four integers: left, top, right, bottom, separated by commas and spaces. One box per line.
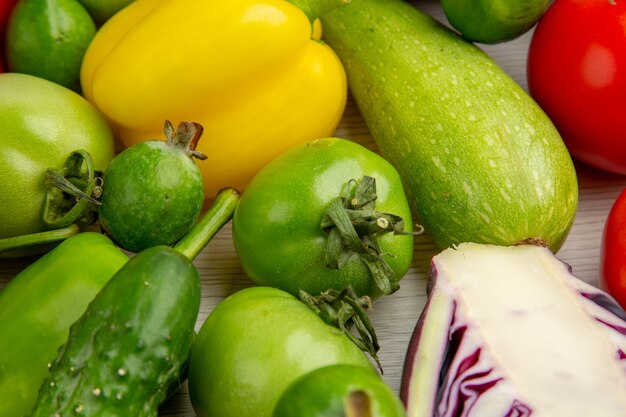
31, 246, 200, 417
321, 0, 578, 252
0, 233, 127, 417
99, 140, 205, 253
441, 0, 549, 44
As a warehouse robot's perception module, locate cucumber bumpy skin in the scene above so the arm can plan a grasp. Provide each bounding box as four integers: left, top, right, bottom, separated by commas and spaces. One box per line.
30, 246, 200, 417
320, 0, 578, 252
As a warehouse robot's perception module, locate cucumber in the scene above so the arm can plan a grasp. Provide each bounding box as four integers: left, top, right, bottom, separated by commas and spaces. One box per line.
30, 246, 200, 417
441, 0, 549, 44
318, 0, 578, 252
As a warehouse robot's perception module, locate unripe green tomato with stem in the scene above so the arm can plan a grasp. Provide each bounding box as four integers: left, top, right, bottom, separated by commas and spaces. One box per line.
232, 137, 416, 299
0, 73, 114, 246
188, 286, 375, 417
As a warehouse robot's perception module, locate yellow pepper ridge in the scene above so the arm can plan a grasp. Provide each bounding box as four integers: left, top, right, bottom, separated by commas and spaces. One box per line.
80, 0, 350, 199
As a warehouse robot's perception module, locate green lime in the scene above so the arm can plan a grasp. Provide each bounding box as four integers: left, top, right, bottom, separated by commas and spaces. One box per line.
6, 0, 96, 92
273, 365, 406, 417
441, 0, 549, 44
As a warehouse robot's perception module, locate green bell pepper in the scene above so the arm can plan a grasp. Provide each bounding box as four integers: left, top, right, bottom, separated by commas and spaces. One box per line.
0, 232, 126, 417
0, 187, 239, 417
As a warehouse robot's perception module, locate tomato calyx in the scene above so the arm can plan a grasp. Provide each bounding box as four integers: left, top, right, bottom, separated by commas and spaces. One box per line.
164, 120, 208, 160
322, 175, 419, 295
299, 287, 382, 372
0, 149, 99, 255
43, 149, 102, 228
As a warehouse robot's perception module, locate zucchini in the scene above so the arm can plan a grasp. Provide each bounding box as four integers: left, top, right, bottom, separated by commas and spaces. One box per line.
318, 0, 577, 251
30, 246, 200, 416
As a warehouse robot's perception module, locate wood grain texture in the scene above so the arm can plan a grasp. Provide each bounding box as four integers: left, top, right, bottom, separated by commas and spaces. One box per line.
1, 1, 625, 416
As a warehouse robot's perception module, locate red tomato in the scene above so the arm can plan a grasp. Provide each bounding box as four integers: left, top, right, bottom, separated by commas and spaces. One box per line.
600, 189, 626, 309
527, 0, 626, 174
0, 0, 19, 70
0, 0, 18, 27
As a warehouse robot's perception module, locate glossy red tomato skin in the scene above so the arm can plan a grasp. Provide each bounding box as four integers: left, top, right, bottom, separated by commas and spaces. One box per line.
527, 0, 626, 174
0, 0, 18, 31
0, 0, 19, 70
600, 189, 626, 309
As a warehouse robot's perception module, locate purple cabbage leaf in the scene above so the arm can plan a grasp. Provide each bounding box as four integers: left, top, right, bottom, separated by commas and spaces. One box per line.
401, 243, 626, 417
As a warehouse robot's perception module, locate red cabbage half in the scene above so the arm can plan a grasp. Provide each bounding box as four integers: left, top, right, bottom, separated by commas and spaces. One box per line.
401, 243, 626, 417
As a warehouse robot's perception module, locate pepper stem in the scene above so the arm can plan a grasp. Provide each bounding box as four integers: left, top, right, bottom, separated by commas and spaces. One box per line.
287, 0, 350, 24
173, 187, 240, 260
0, 224, 79, 255
300, 287, 382, 372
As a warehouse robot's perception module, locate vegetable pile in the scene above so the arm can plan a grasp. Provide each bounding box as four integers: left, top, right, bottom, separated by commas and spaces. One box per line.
1, 0, 625, 416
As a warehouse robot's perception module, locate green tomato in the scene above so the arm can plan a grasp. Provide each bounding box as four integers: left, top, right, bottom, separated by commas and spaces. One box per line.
232, 137, 415, 299
0, 73, 114, 240
273, 364, 406, 417
188, 286, 375, 417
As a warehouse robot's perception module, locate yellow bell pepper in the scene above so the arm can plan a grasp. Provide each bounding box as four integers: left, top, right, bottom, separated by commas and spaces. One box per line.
81, 0, 347, 198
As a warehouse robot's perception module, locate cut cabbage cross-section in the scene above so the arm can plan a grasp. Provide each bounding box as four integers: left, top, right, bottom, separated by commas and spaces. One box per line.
401, 243, 626, 417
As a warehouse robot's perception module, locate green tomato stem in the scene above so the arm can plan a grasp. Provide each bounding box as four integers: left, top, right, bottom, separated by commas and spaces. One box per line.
287, 0, 350, 25
173, 187, 240, 260
43, 149, 101, 228
300, 287, 382, 372
0, 224, 80, 255
322, 176, 418, 296
2, 150, 98, 256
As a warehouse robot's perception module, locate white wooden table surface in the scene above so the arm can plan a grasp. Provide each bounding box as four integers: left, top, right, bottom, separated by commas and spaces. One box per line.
1, 1, 625, 416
